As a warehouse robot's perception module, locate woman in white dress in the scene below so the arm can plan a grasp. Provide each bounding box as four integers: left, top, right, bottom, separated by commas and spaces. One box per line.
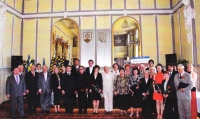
113, 63, 120, 78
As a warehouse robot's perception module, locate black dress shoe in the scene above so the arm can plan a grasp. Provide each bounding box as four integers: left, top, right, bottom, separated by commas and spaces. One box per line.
46, 111, 50, 114
21, 116, 27, 118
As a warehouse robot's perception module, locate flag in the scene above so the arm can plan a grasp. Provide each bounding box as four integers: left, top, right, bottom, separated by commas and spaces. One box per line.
43, 58, 45, 65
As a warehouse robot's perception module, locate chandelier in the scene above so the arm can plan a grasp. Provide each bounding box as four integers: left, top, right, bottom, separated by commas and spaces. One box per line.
121, 19, 130, 31
68, 21, 76, 29
115, 36, 121, 44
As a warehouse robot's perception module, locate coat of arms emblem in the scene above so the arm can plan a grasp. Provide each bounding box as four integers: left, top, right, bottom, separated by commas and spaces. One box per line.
83, 32, 92, 43
98, 32, 107, 43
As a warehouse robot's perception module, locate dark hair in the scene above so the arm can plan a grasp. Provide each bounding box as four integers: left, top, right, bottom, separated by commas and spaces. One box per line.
148, 59, 154, 64
66, 65, 71, 68
119, 68, 125, 72
163, 71, 170, 75
36, 63, 41, 66
79, 66, 84, 69
88, 59, 94, 63
167, 63, 174, 67
92, 65, 100, 72
156, 63, 164, 73
132, 67, 140, 75
112, 63, 119, 68
75, 58, 80, 62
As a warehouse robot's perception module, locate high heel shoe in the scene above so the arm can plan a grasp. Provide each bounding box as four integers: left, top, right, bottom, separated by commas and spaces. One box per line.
136, 111, 139, 117
129, 113, 133, 117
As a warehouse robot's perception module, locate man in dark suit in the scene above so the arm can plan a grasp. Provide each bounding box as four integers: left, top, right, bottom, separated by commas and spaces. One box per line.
161, 71, 176, 119
75, 66, 89, 114
38, 65, 51, 113
25, 65, 38, 114
167, 63, 179, 118
71, 58, 80, 75
61, 65, 75, 114
139, 70, 154, 119
6, 68, 26, 118
85, 59, 94, 107
85, 59, 94, 76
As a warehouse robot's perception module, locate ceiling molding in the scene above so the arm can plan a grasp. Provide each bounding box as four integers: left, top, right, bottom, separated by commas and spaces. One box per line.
0, 1, 183, 19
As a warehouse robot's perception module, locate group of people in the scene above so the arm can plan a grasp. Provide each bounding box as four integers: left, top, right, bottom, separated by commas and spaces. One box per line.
5, 59, 200, 119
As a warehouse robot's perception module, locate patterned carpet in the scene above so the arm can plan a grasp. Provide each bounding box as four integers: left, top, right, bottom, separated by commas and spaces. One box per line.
0, 99, 157, 119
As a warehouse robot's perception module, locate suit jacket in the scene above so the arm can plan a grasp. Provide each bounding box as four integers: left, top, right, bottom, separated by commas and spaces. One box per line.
25, 71, 38, 94
89, 73, 103, 90
71, 65, 80, 75
139, 77, 154, 100
75, 72, 89, 93
6, 74, 26, 97
170, 71, 178, 81
38, 72, 51, 94
174, 72, 193, 100
161, 79, 176, 99
101, 71, 114, 91
61, 72, 75, 96
51, 73, 62, 93
85, 67, 93, 76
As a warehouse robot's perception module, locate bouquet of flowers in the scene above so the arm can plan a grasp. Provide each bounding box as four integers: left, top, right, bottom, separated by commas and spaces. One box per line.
94, 85, 104, 98
143, 85, 153, 100
163, 86, 171, 110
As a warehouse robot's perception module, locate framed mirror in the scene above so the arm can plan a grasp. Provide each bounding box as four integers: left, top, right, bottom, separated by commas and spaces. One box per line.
112, 16, 141, 66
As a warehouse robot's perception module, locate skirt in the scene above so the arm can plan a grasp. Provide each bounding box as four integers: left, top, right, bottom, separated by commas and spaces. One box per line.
116, 94, 130, 110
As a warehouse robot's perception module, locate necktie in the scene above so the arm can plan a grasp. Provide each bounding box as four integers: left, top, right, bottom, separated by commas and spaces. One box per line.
16, 75, 19, 85
169, 72, 172, 78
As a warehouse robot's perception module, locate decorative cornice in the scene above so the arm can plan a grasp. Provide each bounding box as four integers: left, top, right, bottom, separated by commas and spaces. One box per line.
0, 1, 183, 19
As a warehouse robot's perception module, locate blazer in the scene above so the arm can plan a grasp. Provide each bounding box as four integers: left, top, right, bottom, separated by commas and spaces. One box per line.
75, 72, 89, 93
51, 73, 62, 93
174, 72, 193, 100
161, 79, 176, 99
101, 71, 114, 91
6, 74, 26, 97
61, 73, 75, 96
170, 71, 178, 81
89, 73, 103, 90
139, 77, 154, 100
38, 72, 52, 94
85, 67, 93, 76
25, 71, 38, 94
71, 65, 80, 75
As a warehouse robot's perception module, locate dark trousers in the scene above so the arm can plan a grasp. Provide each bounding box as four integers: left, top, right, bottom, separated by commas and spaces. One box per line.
78, 92, 88, 114
27, 93, 37, 113
10, 96, 24, 118
163, 99, 174, 119
173, 98, 179, 119
142, 100, 151, 119
65, 96, 74, 114
40, 89, 51, 112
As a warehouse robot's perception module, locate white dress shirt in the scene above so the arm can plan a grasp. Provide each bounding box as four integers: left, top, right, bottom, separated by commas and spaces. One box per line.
89, 67, 93, 74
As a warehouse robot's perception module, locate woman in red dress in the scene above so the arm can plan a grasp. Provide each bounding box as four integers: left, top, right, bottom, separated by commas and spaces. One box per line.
153, 64, 164, 119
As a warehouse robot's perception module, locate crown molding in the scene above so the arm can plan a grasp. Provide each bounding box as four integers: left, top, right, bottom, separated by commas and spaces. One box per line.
0, 1, 183, 19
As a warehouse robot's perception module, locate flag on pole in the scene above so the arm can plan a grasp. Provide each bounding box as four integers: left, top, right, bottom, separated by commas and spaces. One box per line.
43, 58, 45, 65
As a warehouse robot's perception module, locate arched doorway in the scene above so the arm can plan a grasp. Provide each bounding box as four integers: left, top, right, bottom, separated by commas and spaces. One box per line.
112, 16, 142, 66
51, 18, 80, 65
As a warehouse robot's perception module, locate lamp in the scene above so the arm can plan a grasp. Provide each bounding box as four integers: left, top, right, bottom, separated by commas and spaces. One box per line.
121, 19, 130, 31
115, 36, 121, 44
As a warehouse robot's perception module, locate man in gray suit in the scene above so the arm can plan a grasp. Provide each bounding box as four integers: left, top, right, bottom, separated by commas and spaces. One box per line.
38, 65, 51, 113
6, 68, 26, 118
174, 64, 193, 119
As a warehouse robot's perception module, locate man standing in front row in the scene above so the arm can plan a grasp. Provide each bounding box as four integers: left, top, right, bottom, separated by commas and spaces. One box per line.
174, 64, 193, 119
101, 66, 114, 113
62, 65, 75, 114
6, 68, 26, 118
38, 65, 52, 113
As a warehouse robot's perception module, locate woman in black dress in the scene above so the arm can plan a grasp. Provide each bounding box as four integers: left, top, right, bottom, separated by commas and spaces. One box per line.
89, 65, 103, 114
129, 68, 142, 117
51, 67, 62, 114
